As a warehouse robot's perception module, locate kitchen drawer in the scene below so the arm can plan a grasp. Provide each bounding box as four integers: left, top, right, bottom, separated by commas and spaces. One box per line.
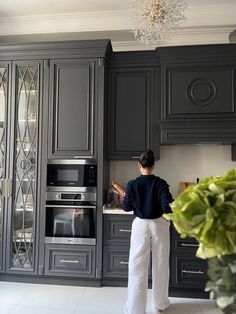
171, 236, 199, 253
171, 253, 208, 289
103, 215, 134, 245
45, 244, 95, 277
103, 246, 152, 279
171, 224, 199, 253
103, 246, 129, 278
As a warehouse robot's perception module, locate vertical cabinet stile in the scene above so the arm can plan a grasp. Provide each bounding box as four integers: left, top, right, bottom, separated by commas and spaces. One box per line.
0, 62, 10, 272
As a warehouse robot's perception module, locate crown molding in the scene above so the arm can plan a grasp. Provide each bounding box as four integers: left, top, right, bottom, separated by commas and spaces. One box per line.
0, 4, 235, 51
0, 10, 131, 36
112, 26, 235, 51
0, 3, 235, 36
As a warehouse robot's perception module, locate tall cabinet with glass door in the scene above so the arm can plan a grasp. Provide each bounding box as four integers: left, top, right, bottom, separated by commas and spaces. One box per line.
0, 60, 42, 274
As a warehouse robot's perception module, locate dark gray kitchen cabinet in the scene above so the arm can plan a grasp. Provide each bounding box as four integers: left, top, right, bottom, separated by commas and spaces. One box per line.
48, 58, 97, 159
107, 52, 160, 160
170, 225, 208, 290
102, 214, 133, 279
45, 244, 95, 278
158, 44, 236, 144
0, 59, 43, 275
103, 246, 130, 279
0, 40, 112, 281
231, 144, 236, 161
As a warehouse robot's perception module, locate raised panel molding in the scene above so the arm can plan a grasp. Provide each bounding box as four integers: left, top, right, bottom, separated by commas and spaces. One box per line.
160, 120, 236, 144
163, 66, 235, 120
159, 44, 236, 145
45, 244, 96, 277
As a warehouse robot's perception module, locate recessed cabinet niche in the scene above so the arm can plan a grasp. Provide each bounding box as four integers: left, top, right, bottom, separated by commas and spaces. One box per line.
48, 59, 97, 159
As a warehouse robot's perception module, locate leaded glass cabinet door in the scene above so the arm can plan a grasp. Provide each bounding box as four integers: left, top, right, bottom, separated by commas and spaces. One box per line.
0, 63, 10, 272
7, 61, 42, 273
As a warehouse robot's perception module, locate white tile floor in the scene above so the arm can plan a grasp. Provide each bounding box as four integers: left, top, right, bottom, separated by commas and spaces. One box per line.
0, 281, 222, 314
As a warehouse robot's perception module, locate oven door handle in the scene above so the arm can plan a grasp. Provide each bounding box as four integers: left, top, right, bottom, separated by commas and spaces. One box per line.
46, 205, 96, 209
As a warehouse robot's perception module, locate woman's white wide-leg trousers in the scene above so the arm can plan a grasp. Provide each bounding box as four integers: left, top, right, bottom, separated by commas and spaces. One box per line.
124, 217, 170, 314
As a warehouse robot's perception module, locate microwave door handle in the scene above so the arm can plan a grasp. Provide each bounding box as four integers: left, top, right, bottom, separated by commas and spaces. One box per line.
46, 205, 96, 209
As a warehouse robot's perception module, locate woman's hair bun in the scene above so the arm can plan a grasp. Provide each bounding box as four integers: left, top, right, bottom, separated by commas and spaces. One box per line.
139, 149, 155, 168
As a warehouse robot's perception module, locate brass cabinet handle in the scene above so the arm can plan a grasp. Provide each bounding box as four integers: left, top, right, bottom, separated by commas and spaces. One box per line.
180, 243, 199, 247
118, 229, 131, 233
59, 259, 79, 264
182, 269, 204, 275
120, 261, 129, 265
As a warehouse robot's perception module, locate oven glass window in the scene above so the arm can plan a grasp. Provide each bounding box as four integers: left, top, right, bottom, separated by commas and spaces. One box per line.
46, 207, 95, 238
57, 169, 78, 182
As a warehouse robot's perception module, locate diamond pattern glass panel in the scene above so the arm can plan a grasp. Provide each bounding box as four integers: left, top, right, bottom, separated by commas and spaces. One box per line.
0, 67, 7, 270
11, 65, 38, 269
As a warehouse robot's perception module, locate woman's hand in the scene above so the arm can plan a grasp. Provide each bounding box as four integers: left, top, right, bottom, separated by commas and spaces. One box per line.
111, 181, 126, 198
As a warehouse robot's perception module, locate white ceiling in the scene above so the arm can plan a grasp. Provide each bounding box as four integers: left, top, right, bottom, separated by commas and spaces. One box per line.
0, 0, 236, 17
0, 0, 235, 50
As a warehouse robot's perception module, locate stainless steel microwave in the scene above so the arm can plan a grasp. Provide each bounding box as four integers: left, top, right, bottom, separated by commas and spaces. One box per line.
47, 160, 97, 191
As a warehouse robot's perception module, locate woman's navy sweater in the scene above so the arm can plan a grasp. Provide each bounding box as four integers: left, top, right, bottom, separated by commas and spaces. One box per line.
122, 174, 173, 219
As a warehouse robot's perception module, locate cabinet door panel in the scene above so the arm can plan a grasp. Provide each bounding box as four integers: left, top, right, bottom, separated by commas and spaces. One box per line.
6, 61, 42, 274
45, 244, 95, 277
108, 67, 158, 159
49, 59, 96, 158
165, 67, 234, 119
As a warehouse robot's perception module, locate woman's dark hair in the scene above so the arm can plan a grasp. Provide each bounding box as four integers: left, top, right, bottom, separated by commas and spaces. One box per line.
138, 149, 155, 168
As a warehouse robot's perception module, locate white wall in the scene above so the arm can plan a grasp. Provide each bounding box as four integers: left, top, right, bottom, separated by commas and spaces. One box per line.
109, 145, 236, 198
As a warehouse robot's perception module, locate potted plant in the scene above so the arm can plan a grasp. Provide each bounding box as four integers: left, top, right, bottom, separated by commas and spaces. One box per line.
164, 169, 236, 314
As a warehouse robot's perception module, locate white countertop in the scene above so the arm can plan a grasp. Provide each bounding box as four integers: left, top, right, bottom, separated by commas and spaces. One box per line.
103, 206, 133, 215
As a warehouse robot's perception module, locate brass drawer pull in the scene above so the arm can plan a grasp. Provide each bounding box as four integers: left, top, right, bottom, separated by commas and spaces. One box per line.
118, 229, 131, 233
120, 261, 129, 265
59, 259, 80, 264
182, 269, 204, 275
180, 243, 199, 247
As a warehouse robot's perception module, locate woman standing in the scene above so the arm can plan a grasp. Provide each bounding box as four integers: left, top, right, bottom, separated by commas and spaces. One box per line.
112, 150, 173, 314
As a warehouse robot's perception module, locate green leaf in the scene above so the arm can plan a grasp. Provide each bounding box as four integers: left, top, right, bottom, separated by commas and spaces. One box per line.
168, 168, 236, 258
229, 263, 236, 274
216, 296, 235, 309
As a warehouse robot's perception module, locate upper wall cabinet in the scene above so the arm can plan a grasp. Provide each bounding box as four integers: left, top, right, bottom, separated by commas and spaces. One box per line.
47, 40, 112, 160
107, 52, 160, 160
48, 58, 97, 159
158, 44, 236, 144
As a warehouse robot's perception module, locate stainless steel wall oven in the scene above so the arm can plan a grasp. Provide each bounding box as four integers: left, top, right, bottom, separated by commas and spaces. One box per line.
45, 160, 97, 245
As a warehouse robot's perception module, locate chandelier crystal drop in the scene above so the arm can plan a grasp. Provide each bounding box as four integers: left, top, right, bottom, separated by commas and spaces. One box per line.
129, 0, 187, 46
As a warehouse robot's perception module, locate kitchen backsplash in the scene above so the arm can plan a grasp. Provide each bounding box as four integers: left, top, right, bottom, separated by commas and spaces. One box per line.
110, 145, 236, 198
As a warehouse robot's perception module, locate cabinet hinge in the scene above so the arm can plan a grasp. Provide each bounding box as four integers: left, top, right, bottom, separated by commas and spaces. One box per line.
1, 179, 12, 197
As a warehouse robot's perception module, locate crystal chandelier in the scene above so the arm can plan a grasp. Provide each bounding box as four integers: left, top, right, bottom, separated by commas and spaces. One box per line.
129, 0, 187, 46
